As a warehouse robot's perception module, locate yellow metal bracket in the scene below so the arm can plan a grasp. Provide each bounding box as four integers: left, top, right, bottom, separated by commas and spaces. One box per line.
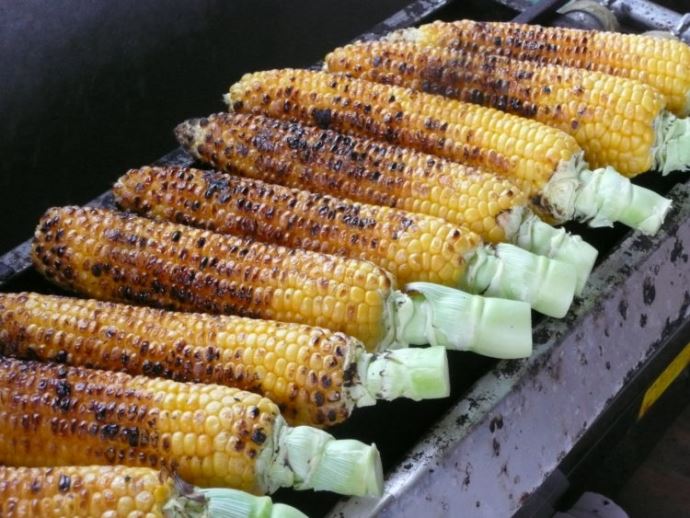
639, 341, 690, 419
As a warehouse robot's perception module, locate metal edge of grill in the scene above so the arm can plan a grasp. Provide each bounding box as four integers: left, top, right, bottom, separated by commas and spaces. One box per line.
1, 0, 689, 516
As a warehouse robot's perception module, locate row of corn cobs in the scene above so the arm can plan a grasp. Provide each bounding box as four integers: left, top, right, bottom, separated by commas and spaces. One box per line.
1, 19, 690, 517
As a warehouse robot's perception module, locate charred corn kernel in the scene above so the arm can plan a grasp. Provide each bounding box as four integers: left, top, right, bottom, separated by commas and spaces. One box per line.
225, 71, 671, 234
31, 210, 534, 359
390, 20, 690, 117
175, 113, 599, 293
114, 166, 482, 287
0, 466, 171, 518
176, 112, 523, 244
0, 466, 309, 518
0, 357, 383, 497
226, 68, 582, 197
31, 206, 394, 349
114, 166, 580, 316
325, 40, 667, 176
0, 292, 452, 427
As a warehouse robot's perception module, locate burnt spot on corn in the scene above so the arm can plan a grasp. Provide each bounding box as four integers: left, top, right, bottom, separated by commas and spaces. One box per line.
30, 478, 42, 493
0, 356, 287, 487
123, 427, 140, 447
343, 361, 359, 386
312, 108, 332, 129
57, 474, 71, 493
250, 428, 267, 444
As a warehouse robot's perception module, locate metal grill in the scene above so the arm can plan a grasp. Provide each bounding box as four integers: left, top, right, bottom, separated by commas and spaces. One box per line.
1, 1, 689, 516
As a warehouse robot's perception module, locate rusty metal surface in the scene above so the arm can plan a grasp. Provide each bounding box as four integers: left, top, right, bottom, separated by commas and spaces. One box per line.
329, 181, 690, 517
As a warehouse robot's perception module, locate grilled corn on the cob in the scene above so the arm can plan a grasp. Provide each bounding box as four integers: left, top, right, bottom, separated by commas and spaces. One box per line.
326, 40, 690, 176
176, 113, 596, 294
0, 466, 307, 518
388, 20, 690, 118
0, 292, 450, 427
0, 357, 383, 496
225, 70, 671, 234
115, 166, 577, 316
32, 207, 533, 358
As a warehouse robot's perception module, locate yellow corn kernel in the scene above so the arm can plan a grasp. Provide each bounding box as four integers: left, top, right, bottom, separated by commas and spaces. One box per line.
0, 357, 278, 491
31, 206, 395, 349
0, 292, 365, 427
225, 69, 581, 197
325, 40, 666, 176
176, 113, 527, 244
115, 166, 481, 287
392, 19, 690, 116
0, 466, 174, 518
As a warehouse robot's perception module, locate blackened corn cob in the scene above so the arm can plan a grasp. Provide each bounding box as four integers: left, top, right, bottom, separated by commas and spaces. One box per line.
114, 166, 580, 315
0, 466, 307, 518
32, 206, 394, 349
389, 20, 690, 117
0, 357, 383, 496
176, 113, 597, 294
225, 70, 670, 234
226, 68, 577, 197
177, 113, 522, 244
31, 206, 534, 358
0, 292, 450, 427
115, 166, 483, 287
326, 40, 678, 176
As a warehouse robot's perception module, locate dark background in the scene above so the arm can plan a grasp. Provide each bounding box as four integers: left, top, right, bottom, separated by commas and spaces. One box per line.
0, 0, 412, 252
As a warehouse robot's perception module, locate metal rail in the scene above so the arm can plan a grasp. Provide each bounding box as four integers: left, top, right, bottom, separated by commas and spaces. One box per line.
1, 1, 689, 517
601, 0, 690, 42
497, 0, 690, 41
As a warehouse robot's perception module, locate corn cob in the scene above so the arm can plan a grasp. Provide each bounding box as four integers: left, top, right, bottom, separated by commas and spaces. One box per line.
326, 40, 690, 177
32, 207, 533, 358
0, 292, 450, 427
176, 113, 596, 294
225, 70, 671, 235
0, 465, 307, 518
115, 166, 576, 317
0, 357, 382, 497
389, 20, 690, 118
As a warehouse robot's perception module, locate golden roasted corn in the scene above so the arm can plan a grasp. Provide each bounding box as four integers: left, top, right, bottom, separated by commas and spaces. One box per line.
32, 205, 394, 349
176, 113, 523, 244
31, 206, 535, 358
226, 68, 577, 197
0, 357, 383, 496
114, 166, 482, 287
175, 113, 598, 295
325, 40, 670, 176
389, 20, 690, 117
0, 465, 307, 518
225, 70, 670, 234
0, 292, 450, 427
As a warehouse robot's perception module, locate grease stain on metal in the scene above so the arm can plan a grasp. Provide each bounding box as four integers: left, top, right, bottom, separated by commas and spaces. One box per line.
643, 277, 656, 305
670, 238, 688, 263
492, 437, 501, 457
463, 464, 472, 487
618, 299, 628, 319
489, 415, 504, 432
533, 327, 551, 345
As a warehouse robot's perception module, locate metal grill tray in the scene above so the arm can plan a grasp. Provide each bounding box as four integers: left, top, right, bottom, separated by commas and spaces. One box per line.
2, 1, 689, 516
